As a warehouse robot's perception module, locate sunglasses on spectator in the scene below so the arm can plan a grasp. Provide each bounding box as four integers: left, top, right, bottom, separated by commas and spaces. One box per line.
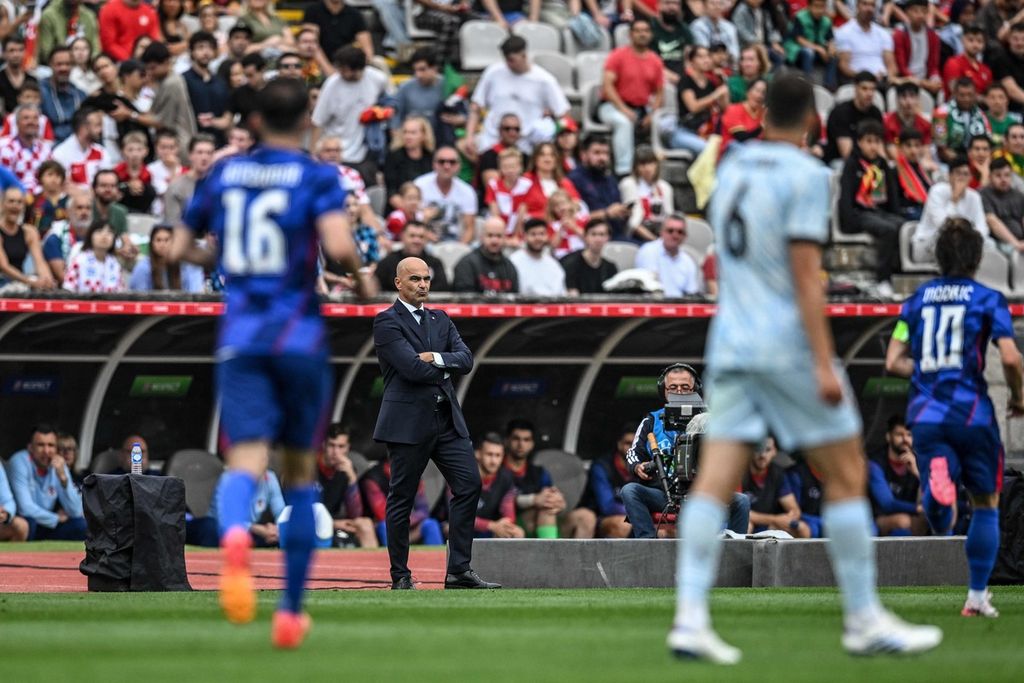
435, 158, 459, 165
279, 62, 302, 69
501, 125, 520, 132
663, 228, 687, 235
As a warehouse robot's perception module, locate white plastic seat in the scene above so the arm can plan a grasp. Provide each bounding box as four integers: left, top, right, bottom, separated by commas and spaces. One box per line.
834, 83, 886, 112
898, 221, 939, 273
829, 171, 873, 244
561, 26, 611, 57
684, 217, 714, 254
405, 0, 436, 40
602, 241, 639, 271
430, 241, 472, 282
513, 21, 561, 54
460, 21, 507, 70
127, 213, 159, 239
651, 107, 695, 162
533, 50, 578, 99
613, 22, 630, 47
581, 81, 611, 133
976, 243, 1012, 293
813, 85, 835, 121
574, 51, 609, 91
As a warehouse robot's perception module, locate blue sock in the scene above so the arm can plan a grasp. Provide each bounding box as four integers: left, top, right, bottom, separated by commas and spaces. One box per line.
965, 507, 1000, 592
923, 492, 954, 535
888, 527, 912, 537
376, 521, 388, 547
821, 498, 881, 621
216, 471, 258, 538
419, 518, 444, 545
281, 485, 317, 614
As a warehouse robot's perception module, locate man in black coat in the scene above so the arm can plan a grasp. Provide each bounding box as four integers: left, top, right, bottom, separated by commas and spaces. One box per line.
373, 256, 500, 590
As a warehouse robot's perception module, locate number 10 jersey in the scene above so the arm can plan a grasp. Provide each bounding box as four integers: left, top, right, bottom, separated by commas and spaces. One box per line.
183, 146, 347, 357
894, 278, 1015, 427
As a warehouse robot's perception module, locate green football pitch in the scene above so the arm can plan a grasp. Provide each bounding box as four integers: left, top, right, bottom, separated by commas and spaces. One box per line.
1, 585, 1022, 683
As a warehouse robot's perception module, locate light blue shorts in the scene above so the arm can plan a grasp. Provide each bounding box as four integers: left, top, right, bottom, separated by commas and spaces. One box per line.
704, 362, 863, 451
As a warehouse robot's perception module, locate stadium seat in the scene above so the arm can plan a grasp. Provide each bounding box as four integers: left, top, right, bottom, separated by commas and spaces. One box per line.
404, 0, 436, 39
835, 84, 886, 112
348, 451, 372, 479
460, 21, 507, 70
602, 241, 639, 271
681, 245, 705, 288
574, 51, 608, 90
581, 82, 611, 133
532, 50, 578, 100
89, 448, 120, 475
165, 449, 224, 518
898, 221, 939, 273
828, 172, 873, 245
813, 85, 835, 121
218, 16, 236, 34
366, 184, 386, 217
561, 26, 611, 57
651, 108, 695, 162
420, 460, 445, 510
181, 14, 200, 35
430, 241, 472, 282
514, 21, 561, 54
127, 213, 159, 240
885, 87, 935, 118
613, 22, 630, 47
976, 244, 1012, 293
684, 216, 714, 254
1011, 252, 1024, 292
534, 449, 587, 510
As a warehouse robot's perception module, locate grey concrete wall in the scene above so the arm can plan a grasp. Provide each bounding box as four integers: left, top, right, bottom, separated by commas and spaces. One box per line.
472, 539, 752, 589
473, 537, 968, 589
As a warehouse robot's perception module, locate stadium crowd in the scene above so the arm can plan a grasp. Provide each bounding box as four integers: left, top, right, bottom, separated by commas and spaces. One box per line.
0, 0, 1023, 299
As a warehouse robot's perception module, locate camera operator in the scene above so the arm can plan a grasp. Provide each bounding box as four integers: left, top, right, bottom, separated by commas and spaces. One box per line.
622, 364, 750, 538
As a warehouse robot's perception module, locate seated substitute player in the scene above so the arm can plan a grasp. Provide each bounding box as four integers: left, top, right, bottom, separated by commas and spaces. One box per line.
170, 77, 377, 649
576, 425, 638, 538
785, 454, 825, 538
886, 217, 1024, 619
670, 73, 942, 665
868, 415, 926, 537
361, 455, 445, 548
471, 432, 524, 539
209, 469, 287, 547
741, 436, 810, 537
316, 424, 377, 548
621, 364, 749, 538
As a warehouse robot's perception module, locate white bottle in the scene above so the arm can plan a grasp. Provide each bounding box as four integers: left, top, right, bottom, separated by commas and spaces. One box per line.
130, 443, 143, 475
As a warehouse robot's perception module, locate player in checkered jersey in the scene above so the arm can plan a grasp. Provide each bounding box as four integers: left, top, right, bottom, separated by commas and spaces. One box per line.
0, 105, 53, 195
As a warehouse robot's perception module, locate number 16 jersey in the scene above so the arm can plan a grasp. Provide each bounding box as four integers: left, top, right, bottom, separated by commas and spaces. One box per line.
183, 146, 347, 357
894, 277, 1015, 427
706, 141, 832, 372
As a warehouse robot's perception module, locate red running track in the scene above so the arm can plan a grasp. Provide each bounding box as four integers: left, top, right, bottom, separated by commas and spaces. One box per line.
0, 549, 448, 592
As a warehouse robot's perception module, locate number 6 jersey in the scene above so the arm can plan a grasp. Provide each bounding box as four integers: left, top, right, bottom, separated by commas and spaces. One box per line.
706, 141, 832, 372
894, 278, 1015, 426
182, 147, 347, 356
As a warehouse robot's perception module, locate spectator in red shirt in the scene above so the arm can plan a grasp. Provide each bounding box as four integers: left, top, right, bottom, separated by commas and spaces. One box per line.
521, 142, 580, 219
470, 433, 524, 539
99, 0, 161, 63
719, 78, 766, 156
485, 147, 532, 239
598, 18, 665, 176
883, 82, 933, 160
892, 0, 942, 96
942, 24, 992, 100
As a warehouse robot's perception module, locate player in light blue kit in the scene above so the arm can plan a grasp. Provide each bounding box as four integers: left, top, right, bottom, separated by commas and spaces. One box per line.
171, 78, 377, 648
886, 218, 1024, 619
668, 74, 942, 664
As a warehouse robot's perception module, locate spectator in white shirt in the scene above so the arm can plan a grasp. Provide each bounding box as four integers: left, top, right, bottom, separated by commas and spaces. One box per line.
465, 35, 571, 157
509, 217, 567, 296
634, 212, 700, 295
51, 107, 110, 188
414, 147, 478, 243
310, 46, 389, 181
835, 0, 897, 83
913, 155, 990, 262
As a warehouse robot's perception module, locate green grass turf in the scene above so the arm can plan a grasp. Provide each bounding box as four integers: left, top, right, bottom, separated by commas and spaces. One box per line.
0, 587, 1022, 683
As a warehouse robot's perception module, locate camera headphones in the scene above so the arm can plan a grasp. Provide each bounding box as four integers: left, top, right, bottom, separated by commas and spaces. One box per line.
657, 363, 702, 396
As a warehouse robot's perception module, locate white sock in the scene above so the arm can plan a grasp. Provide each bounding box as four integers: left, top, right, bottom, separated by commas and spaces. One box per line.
822, 498, 883, 625
674, 493, 727, 630
967, 588, 987, 604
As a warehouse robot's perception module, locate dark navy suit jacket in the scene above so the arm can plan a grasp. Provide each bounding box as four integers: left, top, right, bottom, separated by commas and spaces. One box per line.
372, 300, 473, 445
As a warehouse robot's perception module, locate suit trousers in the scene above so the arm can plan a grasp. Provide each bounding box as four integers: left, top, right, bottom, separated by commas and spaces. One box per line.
385, 403, 481, 580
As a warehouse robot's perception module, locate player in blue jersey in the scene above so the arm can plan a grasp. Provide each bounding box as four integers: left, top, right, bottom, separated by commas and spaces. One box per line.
171, 78, 377, 649
668, 74, 942, 664
886, 218, 1024, 619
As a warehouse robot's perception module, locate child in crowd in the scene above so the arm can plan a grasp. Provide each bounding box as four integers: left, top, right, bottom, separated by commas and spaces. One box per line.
62, 220, 124, 293
128, 223, 205, 292
546, 189, 588, 258
485, 147, 532, 240
893, 128, 932, 220
29, 160, 68, 235
146, 129, 184, 216
386, 182, 429, 239
114, 132, 156, 213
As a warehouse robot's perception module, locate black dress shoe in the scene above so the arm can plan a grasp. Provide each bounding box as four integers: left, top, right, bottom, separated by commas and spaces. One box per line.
444, 570, 501, 589
391, 576, 416, 590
